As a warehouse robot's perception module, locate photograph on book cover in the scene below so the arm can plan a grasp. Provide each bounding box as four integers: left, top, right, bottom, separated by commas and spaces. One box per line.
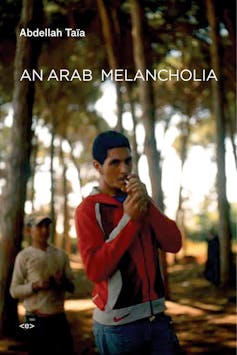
0, 1, 236, 354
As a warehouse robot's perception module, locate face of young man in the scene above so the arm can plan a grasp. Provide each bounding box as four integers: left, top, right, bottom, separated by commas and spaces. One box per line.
94, 147, 132, 195
31, 222, 51, 248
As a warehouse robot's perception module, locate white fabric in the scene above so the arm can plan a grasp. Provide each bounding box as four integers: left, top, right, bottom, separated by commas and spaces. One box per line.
10, 245, 74, 315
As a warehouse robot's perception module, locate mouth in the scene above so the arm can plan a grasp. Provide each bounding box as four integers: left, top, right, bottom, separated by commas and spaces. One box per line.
118, 177, 128, 185
116, 177, 129, 192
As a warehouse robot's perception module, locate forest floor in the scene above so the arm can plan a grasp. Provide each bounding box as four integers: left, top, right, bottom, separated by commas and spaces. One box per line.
0, 252, 236, 355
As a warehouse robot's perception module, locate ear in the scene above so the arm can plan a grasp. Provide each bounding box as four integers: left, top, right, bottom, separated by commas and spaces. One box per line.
93, 160, 103, 174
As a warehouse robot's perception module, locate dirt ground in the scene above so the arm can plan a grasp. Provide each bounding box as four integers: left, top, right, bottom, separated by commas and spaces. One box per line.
0, 253, 236, 355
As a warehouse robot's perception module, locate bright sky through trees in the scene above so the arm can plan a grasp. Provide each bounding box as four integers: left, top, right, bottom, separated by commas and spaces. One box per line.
95, 82, 237, 218
5, 81, 235, 228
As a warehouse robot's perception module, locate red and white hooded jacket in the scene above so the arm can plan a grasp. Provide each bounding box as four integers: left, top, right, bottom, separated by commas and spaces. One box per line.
75, 189, 182, 325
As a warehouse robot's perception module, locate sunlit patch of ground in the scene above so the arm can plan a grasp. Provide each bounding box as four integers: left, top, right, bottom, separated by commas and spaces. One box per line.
65, 299, 95, 312
210, 314, 236, 325
168, 259, 236, 354
166, 301, 205, 316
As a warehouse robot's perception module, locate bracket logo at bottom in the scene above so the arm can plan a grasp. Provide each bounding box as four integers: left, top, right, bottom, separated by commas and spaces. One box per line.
19, 323, 35, 330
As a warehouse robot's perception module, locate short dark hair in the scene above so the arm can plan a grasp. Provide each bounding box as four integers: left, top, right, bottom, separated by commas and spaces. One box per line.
92, 130, 131, 164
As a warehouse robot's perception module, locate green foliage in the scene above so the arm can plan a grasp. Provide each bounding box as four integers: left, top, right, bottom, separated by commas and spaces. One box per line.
185, 200, 236, 243
0, 0, 235, 237
230, 203, 237, 240
0, 1, 21, 103
0, 0, 21, 41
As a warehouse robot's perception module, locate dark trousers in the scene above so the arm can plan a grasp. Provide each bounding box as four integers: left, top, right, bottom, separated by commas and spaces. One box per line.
25, 312, 74, 355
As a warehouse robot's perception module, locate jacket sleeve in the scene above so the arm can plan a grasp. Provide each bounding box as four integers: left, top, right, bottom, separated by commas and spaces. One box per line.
10, 253, 34, 299
148, 202, 182, 253
75, 201, 141, 283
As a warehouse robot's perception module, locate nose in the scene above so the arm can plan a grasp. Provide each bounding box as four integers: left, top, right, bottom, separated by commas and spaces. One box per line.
120, 161, 130, 175
41, 224, 50, 234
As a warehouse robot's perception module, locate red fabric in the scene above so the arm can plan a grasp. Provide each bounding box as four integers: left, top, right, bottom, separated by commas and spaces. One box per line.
75, 193, 182, 310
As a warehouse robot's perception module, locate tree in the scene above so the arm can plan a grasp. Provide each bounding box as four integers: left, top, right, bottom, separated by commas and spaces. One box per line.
129, 0, 169, 296
205, 0, 232, 286
96, 0, 124, 131
59, 140, 71, 253
129, 0, 163, 210
0, 0, 43, 336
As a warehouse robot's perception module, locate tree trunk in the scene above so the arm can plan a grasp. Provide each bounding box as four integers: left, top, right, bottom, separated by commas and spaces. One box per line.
125, 83, 140, 174
206, 0, 232, 286
68, 139, 83, 200
129, 0, 168, 296
129, 0, 163, 209
50, 120, 56, 243
59, 141, 71, 254
225, 105, 237, 170
175, 116, 190, 257
28, 137, 38, 212
0, 0, 43, 336
96, 0, 123, 131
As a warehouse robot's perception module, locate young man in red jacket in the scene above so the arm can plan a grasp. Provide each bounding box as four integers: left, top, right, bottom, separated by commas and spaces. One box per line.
75, 130, 182, 355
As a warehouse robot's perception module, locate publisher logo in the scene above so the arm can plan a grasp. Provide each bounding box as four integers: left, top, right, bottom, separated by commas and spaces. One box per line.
19, 322, 35, 330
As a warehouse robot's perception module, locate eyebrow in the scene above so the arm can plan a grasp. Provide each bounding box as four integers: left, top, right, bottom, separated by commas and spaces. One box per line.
109, 156, 132, 165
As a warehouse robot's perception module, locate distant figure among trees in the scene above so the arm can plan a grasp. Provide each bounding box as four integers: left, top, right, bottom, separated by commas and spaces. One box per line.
10, 214, 75, 355
204, 229, 220, 286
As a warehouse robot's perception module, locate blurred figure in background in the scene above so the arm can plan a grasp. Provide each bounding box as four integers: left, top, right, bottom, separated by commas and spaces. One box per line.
204, 228, 220, 286
10, 214, 75, 355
